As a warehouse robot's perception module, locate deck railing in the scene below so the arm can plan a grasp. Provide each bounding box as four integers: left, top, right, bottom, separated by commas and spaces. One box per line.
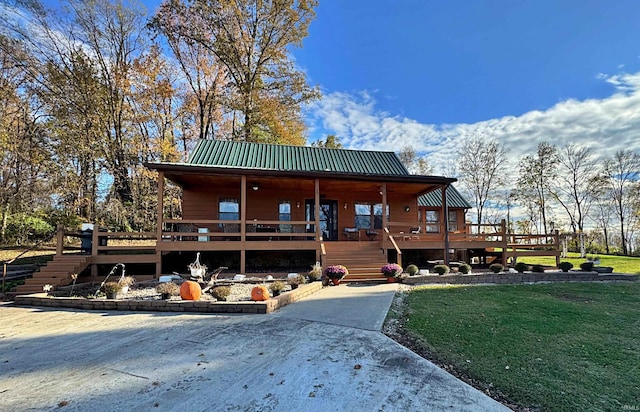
161, 219, 319, 242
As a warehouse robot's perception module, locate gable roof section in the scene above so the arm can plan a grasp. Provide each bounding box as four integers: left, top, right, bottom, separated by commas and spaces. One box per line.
188, 140, 410, 176
419, 185, 472, 209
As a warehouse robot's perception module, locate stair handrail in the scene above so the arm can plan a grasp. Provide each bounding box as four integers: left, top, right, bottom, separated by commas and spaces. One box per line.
384, 228, 402, 268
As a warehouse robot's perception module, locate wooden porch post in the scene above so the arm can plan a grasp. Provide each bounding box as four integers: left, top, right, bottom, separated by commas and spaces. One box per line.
501, 219, 508, 267
442, 185, 450, 265
554, 229, 560, 267
156, 171, 164, 277
240, 176, 247, 274
314, 178, 322, 263
381, 183, 388, 259
314, 179, 320, 239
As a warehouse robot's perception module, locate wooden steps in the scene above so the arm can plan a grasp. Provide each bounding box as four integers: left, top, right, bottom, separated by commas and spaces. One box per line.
13, 254, 91, 296
323, 242, 389, 283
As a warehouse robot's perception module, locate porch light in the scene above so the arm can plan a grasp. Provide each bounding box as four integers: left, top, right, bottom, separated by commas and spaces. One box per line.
404, 205, 410, 212
343, 202, 347, 209
252, 182, 259, 191
296, 201, 300, 208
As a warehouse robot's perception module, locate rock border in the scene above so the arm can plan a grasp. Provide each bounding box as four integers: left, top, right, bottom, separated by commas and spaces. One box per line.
12, 282, 324, 314
402, 271, 638, 285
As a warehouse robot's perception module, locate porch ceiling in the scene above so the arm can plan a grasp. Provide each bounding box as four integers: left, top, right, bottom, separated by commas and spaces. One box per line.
162, 170, 444, 197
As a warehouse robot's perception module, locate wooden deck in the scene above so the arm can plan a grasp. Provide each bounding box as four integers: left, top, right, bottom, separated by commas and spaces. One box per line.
19, 221, 560, 294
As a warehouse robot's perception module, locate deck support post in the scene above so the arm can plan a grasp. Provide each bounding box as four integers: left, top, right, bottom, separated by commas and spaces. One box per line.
381, 183, 388, 260
156, 171, 165, 277
56, 225, 64, 256
442, 184, 450, 266
501, 219, 508, 267
240, 176, 247, 274
314, 179, 320, 240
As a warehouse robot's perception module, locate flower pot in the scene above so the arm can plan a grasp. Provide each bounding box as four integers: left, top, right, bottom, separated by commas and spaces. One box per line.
272, 290, 281, 297
331, 278, 340, 286
106, 292, 118, 299
386, 276, 396, 283
190, 267, 206, 278
291, 284, 299, 290
120, 286, 129, 294
161, 293, 171, 300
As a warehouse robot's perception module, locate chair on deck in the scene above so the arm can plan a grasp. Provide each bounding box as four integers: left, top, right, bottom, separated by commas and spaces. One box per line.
410, 227, 421, 240
343, 227, 360, 241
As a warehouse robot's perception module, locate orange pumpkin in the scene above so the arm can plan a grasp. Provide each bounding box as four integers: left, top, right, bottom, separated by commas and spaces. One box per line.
251, 285, 270, 301
180, 280, 202, 301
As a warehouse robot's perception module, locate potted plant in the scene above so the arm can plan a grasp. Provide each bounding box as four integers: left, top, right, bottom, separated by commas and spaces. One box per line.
102, 282, 121, 299
118, 276, 136, 294
270, 280, 286, 296
558, 261, 574, 272
433, 264, 450, 275
489, 263, 504, 273
308, 262, 322, 282
381, 263, 403, 282
211, 286, 231, 301
324, 265, 348, 285
156, 282, 180, 300
531, 264, 545, 273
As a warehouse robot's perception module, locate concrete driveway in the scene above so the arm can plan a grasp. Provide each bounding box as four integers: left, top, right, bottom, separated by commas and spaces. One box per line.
0, 284, 510, 411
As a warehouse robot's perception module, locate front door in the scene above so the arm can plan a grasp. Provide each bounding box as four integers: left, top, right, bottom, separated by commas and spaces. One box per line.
306, 200, 339, 241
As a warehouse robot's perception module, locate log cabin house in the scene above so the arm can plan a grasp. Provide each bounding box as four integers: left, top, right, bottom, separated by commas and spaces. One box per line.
15, 140, 561, 294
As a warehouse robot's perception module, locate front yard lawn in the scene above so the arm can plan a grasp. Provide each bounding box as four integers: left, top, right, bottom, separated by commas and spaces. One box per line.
404, 282, 640, 411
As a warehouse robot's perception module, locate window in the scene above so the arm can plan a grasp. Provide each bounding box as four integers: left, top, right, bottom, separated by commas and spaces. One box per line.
354, 203, 372, 229
355, 203, 388, 229
279, 201, 291, 221
425, 210, 440, 233
448, 210, 458, 232
219, 198, 239, 221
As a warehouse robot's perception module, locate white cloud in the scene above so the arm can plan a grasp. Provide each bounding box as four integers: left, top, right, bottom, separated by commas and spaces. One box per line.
306, 71, 640, 178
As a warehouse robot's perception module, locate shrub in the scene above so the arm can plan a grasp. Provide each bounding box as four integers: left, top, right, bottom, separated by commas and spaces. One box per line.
156, 282, 180, 296
270, 280, 286, 292
514, 262, 529, 273
580, 261, 594, 272
5, 213, 54, 245
406, 264, 419, 276
288, 274, 306, 288
489, 263, 503, 273
308, 262, 322, 282
532, 264, 545, 273
433, 265, 450, 275
211, 286, 231, 301
458, 263, 471, 274
558, 261, 574, 272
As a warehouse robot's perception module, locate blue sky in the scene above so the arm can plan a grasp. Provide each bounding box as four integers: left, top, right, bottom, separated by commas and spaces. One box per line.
292, 0, 640, 169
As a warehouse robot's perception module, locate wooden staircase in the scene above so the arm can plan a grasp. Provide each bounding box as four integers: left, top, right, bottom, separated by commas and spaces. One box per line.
323, 242, 389, 283
13, 254, 91, 295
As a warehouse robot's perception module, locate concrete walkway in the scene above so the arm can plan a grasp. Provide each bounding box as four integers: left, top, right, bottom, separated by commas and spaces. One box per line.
0, 284, 510, 411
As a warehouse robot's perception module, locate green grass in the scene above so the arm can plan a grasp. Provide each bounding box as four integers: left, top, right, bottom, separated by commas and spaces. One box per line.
405, 283, 640, 411
521, 252, 640, 275
0, 247, 57, 265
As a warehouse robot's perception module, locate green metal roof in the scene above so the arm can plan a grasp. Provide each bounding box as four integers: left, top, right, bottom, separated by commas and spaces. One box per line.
419, 185, 472, 209
187, 140, 410, 176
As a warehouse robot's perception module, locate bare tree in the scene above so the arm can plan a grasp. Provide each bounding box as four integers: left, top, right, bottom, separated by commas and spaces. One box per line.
552, 143, 599, 257
601, 150, 640, 255
397, 145, 433, 175
516, 142, 559, 234
456, 137, 508, 225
